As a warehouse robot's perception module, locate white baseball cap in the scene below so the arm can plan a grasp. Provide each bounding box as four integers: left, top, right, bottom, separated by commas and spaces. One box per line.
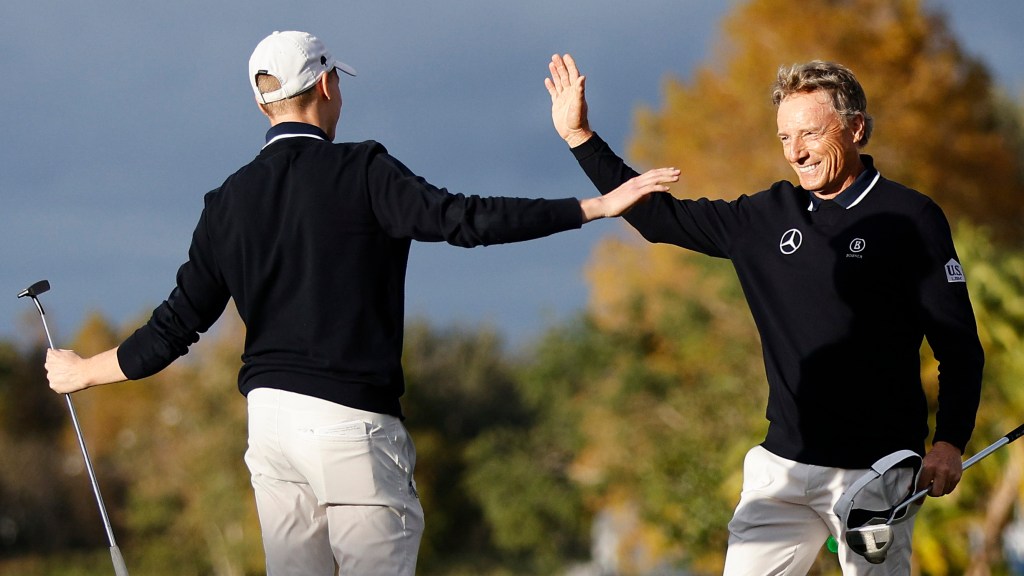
249, 31, 357, 104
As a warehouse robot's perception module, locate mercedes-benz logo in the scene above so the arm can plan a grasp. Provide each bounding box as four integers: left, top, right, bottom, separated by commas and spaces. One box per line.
779, 228, 803, 255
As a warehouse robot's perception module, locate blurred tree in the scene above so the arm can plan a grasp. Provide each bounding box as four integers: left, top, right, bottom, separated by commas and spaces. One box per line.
400, 319, 539, 573
0, 313, 124, 560
463, 319, 598, 573
910, 224, 1024, 575
581, 243, 767, 572
0, 306, 266, 576
105, 308, 263, 575
0, 341, 85, 556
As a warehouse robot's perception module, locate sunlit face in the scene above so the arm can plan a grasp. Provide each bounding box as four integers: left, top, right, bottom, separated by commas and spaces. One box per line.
776, 91, 864, 198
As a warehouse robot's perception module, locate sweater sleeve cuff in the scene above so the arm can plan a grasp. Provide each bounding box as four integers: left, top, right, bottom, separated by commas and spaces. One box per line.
570, 132, 606, 164
116, 335, 146, 381
117, 323, 185, 381
553, 196, 585, 230
932, 426, 973, 454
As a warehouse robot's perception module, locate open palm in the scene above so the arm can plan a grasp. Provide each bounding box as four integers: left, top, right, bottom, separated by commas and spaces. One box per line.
545, 54, 592, 147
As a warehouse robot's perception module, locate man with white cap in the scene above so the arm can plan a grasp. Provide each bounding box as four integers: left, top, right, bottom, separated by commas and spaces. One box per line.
43, 30, 679, 575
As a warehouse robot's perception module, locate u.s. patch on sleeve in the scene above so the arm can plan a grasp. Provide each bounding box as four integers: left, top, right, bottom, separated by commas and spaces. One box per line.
945, 259, 966, 283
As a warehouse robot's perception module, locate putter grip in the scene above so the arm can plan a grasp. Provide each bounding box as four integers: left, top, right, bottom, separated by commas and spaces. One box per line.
1006, 423, 1024, 444
111, 545, 129, 576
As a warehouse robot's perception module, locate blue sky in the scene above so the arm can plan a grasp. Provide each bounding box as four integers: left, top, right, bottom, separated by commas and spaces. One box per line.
3, 1, 1022, 350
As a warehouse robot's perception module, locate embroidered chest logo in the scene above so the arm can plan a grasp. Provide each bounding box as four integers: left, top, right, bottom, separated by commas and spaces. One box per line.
779, 228, 803, 255
846, 237, 866, 259
945, 259, 966, 283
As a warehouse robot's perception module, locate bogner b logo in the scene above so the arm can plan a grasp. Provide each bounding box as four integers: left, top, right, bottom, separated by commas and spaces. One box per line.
779, 228, 803, 255
945, 259, 966, 283
846, 237, 866, 259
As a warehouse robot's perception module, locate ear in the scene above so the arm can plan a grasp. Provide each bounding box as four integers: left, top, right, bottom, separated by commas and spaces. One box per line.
850, 113, 866, 144
256, 97, 272, 120
318, 72, 333, 100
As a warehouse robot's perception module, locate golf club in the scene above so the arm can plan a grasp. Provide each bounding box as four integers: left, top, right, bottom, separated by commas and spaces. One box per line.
17, 280, 129, 576
846, 422, 1024, 564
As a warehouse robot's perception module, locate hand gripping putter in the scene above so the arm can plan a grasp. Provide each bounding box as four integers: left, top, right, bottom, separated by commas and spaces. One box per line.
18, 280, 129, 576
836, 422, 1024, 564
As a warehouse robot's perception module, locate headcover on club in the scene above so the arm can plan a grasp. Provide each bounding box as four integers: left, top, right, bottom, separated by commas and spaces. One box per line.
834, 450, 923, 564
17, 279, 50, 299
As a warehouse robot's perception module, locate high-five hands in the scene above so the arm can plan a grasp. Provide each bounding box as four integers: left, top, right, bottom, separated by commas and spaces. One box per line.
545, 54, 594, 148
580, 167, 679, 222
549, 53, 679, 220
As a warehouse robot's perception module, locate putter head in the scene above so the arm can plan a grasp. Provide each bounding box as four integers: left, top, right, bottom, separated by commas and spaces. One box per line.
845, 519, 892, 564
18, 279, 50, 299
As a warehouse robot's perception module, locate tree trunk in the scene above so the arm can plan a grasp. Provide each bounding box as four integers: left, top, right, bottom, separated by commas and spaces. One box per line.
965, 442, 1024, 576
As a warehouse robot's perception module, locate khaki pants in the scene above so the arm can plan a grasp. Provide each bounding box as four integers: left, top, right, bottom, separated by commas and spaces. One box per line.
245, 388, 424, 576
723, 445, 916, 576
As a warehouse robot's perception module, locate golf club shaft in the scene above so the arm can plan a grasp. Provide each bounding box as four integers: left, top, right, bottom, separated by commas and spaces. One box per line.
892, 422, 1024, 519
65, 394, 130, 575
32, 299, 128, 575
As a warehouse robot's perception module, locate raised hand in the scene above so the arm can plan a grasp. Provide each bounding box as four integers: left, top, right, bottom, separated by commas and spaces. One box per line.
545, 54, 594, 148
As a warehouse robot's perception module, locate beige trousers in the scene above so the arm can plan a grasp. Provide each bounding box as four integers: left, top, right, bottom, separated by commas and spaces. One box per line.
245, 388, 424, 576
723, 445, 916, 576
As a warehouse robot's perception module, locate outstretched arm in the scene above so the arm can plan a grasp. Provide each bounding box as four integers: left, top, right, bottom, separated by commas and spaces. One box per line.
580, 167, 678, 222
545, 54, 594, 148
46, 347, 126, 394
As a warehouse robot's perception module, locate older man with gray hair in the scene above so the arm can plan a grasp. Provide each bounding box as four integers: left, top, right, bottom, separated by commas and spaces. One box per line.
546, 53, 983, 574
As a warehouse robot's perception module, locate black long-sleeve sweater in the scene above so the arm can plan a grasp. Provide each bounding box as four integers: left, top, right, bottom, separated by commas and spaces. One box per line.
572, 133, 983, 468
117, 123, 583, 417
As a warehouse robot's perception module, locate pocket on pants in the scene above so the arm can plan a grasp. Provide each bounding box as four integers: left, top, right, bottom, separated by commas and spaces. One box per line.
311, 421, 411, 507
741, 446, 776, 492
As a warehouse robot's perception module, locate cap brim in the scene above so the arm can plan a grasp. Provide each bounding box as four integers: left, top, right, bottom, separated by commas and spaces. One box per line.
334, 60, 357, 77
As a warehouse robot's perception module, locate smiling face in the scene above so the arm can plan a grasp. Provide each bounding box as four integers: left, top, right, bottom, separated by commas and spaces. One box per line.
777, 90, 865, 199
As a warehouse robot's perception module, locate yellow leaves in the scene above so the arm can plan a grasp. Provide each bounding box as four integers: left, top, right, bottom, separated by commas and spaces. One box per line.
70, 312, 120, 356
628, 68, 783, 202
587, 235, 689, 328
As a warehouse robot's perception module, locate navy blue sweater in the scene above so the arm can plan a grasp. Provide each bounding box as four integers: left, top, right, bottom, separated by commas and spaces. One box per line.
118, 123, 583, 417
573, 133, 983, 468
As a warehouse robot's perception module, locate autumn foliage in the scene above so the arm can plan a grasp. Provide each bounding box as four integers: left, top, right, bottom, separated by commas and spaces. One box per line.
1, 0, 1023, 575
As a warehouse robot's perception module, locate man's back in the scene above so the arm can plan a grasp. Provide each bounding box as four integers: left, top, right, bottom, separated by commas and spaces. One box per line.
137, 123, 587, 416
207, 135, 412, 415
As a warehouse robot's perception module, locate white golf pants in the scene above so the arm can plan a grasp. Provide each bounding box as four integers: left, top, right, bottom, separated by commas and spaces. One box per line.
245, 388, 424, 576
723, 445, 916, 575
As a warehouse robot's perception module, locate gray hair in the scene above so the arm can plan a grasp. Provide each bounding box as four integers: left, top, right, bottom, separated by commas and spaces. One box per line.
771, 60, 874, 147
